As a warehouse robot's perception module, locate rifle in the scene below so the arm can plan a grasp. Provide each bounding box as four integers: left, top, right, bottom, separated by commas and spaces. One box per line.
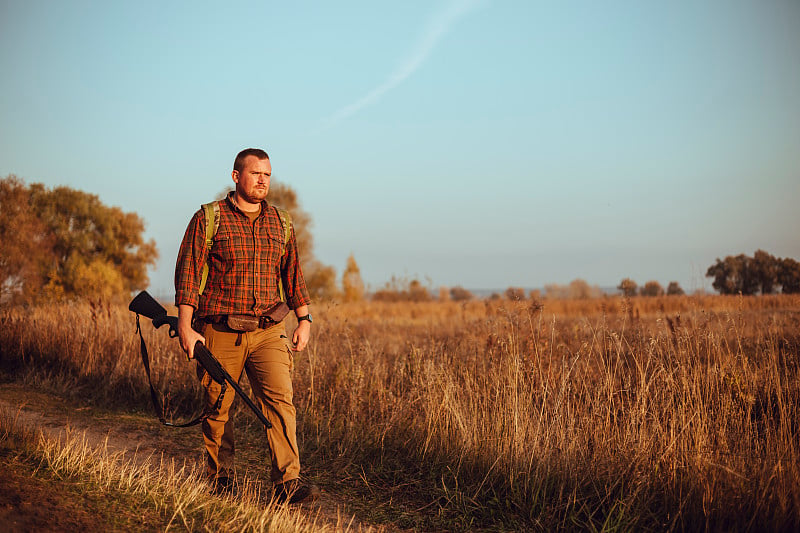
129, 290, 272, 429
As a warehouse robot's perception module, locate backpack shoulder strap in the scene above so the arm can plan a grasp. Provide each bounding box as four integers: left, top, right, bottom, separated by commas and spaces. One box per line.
273, 205, 292, 250
272, 205, 293, 302
199, 201, 220, 296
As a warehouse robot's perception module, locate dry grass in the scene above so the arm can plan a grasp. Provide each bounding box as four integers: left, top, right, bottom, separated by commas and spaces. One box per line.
1, 294, 799, 530
0, 407, 335, 532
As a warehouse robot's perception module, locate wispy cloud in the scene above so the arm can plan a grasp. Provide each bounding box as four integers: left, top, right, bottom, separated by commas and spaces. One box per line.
313, 0, 484, 133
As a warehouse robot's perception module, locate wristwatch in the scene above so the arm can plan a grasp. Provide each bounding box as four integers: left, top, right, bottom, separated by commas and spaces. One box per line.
297, 314, 313, 323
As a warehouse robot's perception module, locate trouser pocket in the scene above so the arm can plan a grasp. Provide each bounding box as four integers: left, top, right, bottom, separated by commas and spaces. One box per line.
280, 334, 294, 372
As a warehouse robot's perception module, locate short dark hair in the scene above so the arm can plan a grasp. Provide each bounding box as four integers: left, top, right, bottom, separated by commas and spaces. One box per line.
233, 148, 269, 173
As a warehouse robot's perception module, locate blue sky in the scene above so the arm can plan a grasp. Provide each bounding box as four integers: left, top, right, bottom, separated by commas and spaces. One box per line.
2, 0, 798, 295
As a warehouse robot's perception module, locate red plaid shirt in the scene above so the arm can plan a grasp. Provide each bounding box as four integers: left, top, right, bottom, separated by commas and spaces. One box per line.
175, 193, 311, 317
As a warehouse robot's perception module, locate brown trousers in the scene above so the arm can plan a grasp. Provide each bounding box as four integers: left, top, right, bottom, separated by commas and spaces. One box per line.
199, 321, 300, 484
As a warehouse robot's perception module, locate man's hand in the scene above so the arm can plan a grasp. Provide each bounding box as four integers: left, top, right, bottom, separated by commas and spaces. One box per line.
178, 304, 205, 359
292, 320, 310, 351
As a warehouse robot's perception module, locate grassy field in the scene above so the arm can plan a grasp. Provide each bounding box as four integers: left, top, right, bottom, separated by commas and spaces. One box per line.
1, 294, 799, 531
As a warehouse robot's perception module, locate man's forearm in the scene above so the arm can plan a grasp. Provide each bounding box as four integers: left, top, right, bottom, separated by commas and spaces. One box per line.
178, 304, 195, 329
294, 305, 309, 318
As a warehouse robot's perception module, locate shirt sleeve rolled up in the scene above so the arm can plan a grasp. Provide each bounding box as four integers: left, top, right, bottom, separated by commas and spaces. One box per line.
174, 210, 207, 310
281, 225, 311, 310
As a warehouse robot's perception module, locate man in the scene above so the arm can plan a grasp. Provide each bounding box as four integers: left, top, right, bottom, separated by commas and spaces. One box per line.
174, 148, 318, 504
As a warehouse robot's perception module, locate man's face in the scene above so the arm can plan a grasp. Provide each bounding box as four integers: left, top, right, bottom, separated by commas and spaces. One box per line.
232, 155, 271, 204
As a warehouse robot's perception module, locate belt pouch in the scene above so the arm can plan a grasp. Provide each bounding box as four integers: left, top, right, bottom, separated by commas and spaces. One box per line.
264, 301, 290, 323
226, 314, 260, 332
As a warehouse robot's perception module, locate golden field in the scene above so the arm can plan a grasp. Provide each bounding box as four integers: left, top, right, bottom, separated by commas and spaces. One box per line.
1, 294, 799, 531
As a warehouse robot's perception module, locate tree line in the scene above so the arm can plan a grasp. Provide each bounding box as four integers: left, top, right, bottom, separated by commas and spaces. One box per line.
706, 250, 800, 295
6, 173, 796, 305
616, 250, 800, 297
617, 278, 685, 297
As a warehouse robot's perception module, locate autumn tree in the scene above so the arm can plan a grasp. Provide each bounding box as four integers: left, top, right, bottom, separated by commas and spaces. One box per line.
450, 286, 473, 301
707, 257, 738, 294
752, 249, 779, 294
0, 176, 54, 305
544, 283, 568, 299
640, 281, 664, 297
505, 287, 525, 301
706, 252, 775, 295
569, 279, 601, 299
342, 254, 365, 302
304, 259, 340, 301
1, 176, 157, 304
372, 275, 432, 302
33, 183, 157, 300
544, 280, 601, 299
408, 279, 432, 301
666, 281, 685, 296
617, 278, 638, 297
778, 258, 800, 294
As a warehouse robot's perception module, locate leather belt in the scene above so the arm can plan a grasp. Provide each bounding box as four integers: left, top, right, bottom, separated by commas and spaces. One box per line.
200, 315, 279, 329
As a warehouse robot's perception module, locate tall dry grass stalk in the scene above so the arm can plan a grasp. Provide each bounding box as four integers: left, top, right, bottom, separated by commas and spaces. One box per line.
0, 301, 198, 412
0, 406, 337, 532
1, 294, 799, 529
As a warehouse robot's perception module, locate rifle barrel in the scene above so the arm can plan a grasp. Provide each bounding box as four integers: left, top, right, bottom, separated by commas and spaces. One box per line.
194, 342, 273, 430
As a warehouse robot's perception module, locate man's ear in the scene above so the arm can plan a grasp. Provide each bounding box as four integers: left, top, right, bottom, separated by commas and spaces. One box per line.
231, 170, 239, 184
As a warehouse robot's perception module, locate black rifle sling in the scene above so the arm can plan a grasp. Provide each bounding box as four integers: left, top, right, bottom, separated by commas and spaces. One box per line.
135, 314, 226, 428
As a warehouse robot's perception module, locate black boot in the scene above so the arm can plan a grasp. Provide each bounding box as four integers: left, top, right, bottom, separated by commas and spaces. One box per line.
211, 476, 239, 497
274, 479, 320, 504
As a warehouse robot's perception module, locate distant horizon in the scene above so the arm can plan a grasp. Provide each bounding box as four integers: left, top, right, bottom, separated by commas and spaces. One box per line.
148, 281, 719, 304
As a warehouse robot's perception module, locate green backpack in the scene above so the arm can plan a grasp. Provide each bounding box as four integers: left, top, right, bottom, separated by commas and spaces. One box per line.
198, 201, 293, 302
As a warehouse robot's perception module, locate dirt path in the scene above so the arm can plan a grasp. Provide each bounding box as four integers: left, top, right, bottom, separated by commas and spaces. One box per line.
0, 383, 386, 532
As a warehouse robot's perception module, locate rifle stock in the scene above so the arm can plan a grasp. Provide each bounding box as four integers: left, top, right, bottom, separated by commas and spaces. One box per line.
129, 290, 178, 336
129, 291, 273, 430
